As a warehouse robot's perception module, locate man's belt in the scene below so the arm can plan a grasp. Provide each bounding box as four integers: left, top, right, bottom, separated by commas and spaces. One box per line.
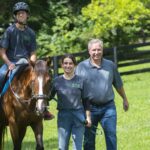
90, 100, 114, 107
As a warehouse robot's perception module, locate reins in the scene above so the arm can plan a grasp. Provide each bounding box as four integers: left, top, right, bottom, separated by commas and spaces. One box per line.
8, 63, 49, 105
8, 70, 34, 104
7, 63, 33, 104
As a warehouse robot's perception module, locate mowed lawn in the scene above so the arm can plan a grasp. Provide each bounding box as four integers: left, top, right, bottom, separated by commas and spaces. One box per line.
3, 69, 150, 150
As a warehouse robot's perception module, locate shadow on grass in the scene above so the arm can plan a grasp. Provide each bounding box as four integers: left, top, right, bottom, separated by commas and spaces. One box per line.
4, 137, 58, 150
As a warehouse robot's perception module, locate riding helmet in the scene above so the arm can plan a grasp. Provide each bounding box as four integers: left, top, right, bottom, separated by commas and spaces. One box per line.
13, 2, 30, 15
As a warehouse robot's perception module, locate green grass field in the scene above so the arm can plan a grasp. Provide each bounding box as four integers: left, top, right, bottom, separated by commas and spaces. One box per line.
3, 63, 150, 150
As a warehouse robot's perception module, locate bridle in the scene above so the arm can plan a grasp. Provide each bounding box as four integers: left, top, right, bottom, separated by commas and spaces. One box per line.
9, 68, 49, 105
30, 79, 49, 105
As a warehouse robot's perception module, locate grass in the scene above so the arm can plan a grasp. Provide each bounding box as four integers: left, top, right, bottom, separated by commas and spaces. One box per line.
136, 45, 150, 51
116, 72, 150, 150
3, 63, 150, 150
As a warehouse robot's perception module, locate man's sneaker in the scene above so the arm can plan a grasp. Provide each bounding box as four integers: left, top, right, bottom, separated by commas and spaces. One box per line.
44, 110, 55, 120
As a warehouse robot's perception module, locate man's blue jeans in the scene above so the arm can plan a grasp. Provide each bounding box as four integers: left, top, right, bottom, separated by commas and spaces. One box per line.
84, 102, 117, 150
0, 64, 9, 91
0, 58, 28, 93
58, 109, 85, 150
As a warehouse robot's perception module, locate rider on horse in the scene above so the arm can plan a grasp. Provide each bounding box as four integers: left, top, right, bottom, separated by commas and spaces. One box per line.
0, 2, 54, 120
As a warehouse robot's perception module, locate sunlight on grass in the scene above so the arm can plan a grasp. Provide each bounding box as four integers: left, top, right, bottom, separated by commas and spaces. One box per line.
118, 63, 150, 72
136, 45, 150, 51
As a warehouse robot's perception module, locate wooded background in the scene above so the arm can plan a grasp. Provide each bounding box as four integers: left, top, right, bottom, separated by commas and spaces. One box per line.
0, 0, 150, 58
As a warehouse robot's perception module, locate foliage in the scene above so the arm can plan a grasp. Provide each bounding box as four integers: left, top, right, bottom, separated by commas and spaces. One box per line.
81, 0, 150, 47
37, 0, 90, 57
37, 0, 150, 57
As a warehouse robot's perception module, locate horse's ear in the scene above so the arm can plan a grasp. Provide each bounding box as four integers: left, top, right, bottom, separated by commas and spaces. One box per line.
45, 57, 51, 67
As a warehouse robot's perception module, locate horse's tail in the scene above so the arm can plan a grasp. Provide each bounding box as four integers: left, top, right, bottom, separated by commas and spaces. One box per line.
0, 123, 6, 150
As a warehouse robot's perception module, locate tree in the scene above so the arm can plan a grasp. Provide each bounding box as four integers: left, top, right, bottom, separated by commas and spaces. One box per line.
81, 0, 150, 47
0, 0, 149, 57
37, 0, 150, 57
37, 0, 91, 57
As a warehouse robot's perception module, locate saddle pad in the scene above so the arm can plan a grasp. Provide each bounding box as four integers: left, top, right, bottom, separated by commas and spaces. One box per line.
0, 71, 15, 97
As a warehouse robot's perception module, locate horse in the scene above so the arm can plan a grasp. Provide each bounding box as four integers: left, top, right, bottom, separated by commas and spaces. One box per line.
0, 59, 51, 150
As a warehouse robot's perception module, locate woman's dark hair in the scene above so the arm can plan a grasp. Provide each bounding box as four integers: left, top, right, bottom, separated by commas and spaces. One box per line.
61, 54, 77, 65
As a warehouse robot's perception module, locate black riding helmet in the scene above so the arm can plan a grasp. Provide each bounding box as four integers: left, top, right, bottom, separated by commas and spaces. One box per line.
13, 2, 30, 15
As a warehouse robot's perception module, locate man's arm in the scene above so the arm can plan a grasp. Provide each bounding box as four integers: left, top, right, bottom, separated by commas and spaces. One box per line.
116, 86, 129, 111
82, 98, 92, 127
0, 48, 15, 70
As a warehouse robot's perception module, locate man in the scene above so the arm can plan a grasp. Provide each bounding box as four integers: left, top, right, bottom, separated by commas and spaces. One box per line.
0, 2, 36, 92
76, 39, 129, 150
0, 2, 53, 120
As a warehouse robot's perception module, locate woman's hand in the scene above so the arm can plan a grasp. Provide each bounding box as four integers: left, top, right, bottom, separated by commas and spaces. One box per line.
85, 117, 92, 127
85, 110, 92, 127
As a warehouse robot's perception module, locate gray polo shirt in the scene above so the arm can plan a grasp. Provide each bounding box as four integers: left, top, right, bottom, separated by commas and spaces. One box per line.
51, 75, 90, 110
75, 58, 123, 104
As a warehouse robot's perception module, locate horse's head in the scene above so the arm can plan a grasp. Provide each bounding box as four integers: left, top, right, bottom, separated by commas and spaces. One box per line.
31, 60, 51, 115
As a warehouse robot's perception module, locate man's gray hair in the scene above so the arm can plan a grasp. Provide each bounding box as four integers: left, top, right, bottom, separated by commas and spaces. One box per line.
88, 39, 103, 50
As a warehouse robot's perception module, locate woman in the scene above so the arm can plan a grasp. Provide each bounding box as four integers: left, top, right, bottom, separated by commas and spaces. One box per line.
50, 54, 91, 150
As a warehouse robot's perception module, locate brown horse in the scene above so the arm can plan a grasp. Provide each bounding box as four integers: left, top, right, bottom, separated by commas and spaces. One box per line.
0, 60, 51, 150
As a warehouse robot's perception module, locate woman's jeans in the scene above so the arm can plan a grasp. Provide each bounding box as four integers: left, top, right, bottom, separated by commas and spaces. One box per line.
84, 102, 117, 150
58, 109, 85, 150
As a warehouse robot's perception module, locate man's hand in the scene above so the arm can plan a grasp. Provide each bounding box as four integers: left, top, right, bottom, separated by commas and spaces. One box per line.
8, 63, 15, 70
123, 99, 129, 111
0, 48, 15, 70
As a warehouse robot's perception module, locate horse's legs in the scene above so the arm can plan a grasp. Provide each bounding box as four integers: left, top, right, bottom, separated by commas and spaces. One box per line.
31, 121, 44, 150
18, 126, 27, 147
9, 121, 20, 150
0, 123, 6, 150
9, 120, 26, 150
